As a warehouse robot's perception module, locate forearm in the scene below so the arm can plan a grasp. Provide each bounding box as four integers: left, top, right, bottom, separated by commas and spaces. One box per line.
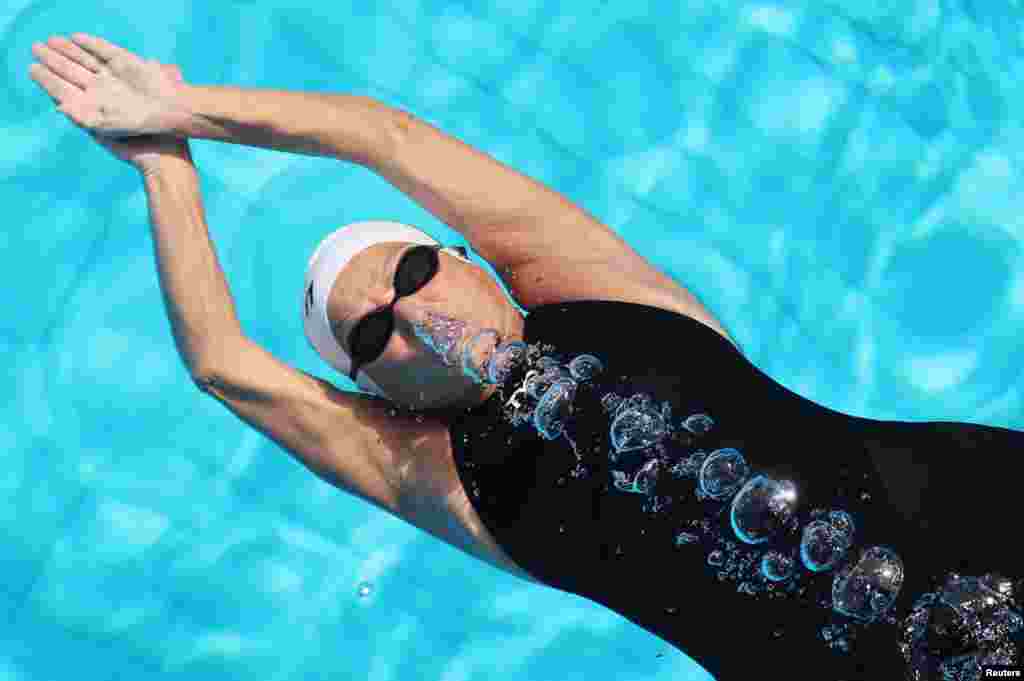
142, 159, 243, 378
172, 85, 400, 166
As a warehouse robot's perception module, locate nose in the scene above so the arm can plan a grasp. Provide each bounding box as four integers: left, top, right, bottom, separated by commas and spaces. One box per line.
381, 299, 437, 361
383, 304, 422, 360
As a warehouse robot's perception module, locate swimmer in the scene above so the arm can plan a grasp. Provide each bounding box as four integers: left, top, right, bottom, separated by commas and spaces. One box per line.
30, 33, 1022, 680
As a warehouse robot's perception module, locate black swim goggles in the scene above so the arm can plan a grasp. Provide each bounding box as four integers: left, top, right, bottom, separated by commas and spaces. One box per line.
346, 243, 470, 381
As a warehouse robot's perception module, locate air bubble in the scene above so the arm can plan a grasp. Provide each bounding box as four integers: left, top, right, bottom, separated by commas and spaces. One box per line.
533, 378, 577, 440
610, 404, 667, 453
698, 448, 751, 500
525, 370, 558, 400
800, 517, 854, 573
761, 551, 795, 582
675, 532, 700, 546
832, 546, 904, 622
535, 356, 559, 372
486, 340, 528, 385
898, 571, 1024, 678
730, 476, 799, 545
682, 413, 714, 435
568, 354, 603, 381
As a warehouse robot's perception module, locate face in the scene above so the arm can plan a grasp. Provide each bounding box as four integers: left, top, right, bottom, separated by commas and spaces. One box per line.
327, 242, 525, 411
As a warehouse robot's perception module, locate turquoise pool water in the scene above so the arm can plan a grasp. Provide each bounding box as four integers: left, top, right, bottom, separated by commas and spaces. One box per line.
5, 1, 1024, 680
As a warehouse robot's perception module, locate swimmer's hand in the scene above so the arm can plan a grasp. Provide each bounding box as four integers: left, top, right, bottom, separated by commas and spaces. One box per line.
29, 34, 189, 138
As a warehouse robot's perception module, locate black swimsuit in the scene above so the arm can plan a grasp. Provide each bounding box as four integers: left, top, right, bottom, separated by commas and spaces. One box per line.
432, 300, 1023, 680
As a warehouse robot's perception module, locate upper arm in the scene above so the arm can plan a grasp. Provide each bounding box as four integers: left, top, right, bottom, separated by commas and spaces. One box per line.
196, 337, 435, 517
374, 107, 638, 278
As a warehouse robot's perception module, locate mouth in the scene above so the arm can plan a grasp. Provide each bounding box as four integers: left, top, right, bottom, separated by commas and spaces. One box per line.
411, 311, 501, 385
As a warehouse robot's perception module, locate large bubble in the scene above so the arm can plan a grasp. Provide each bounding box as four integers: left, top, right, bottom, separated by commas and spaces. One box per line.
610, 404, 668, 453
831, 546, 904, 622
533, 378, 577, 440
730, 475, 799, 545
698, 448, 750, 500
568, 354, 603, 381
900, 572, 1023, 680
800, 515, 854, 573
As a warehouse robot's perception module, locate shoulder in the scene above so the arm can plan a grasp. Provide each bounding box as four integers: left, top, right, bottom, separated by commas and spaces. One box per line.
507, 254, 740, 351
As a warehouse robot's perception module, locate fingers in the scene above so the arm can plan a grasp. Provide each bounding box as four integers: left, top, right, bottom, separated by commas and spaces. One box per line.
43, 36, 105, 74
69, 33, 134, 65
31, 42, 94, 89
28, 62, 78, 107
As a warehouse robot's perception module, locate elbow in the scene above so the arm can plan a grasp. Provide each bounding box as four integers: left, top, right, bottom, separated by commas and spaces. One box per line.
191, 370, 218, 392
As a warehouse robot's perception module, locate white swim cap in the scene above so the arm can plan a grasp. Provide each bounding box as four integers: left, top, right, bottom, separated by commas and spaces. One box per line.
302, 220, 441, 398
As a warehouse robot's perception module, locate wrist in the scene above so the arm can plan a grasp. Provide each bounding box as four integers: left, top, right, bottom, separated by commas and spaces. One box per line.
137, 154, 195, 180
166, 83, 199, 138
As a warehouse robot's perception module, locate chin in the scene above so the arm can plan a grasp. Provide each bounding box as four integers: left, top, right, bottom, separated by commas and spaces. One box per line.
419, 380, 488, 413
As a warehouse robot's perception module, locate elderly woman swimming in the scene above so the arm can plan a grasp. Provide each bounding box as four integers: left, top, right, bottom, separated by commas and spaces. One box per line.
29, 33, 1022, 680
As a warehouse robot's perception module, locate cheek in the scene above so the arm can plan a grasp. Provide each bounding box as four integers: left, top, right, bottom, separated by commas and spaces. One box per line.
380, 336, 422, 364
382, 329, 454, 373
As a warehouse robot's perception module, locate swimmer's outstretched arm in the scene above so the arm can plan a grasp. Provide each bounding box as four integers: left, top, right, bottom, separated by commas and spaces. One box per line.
172, 82, 614, 271
40, 34, 577, 230
38, 33, 644, 290
53, 34, 608, 261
